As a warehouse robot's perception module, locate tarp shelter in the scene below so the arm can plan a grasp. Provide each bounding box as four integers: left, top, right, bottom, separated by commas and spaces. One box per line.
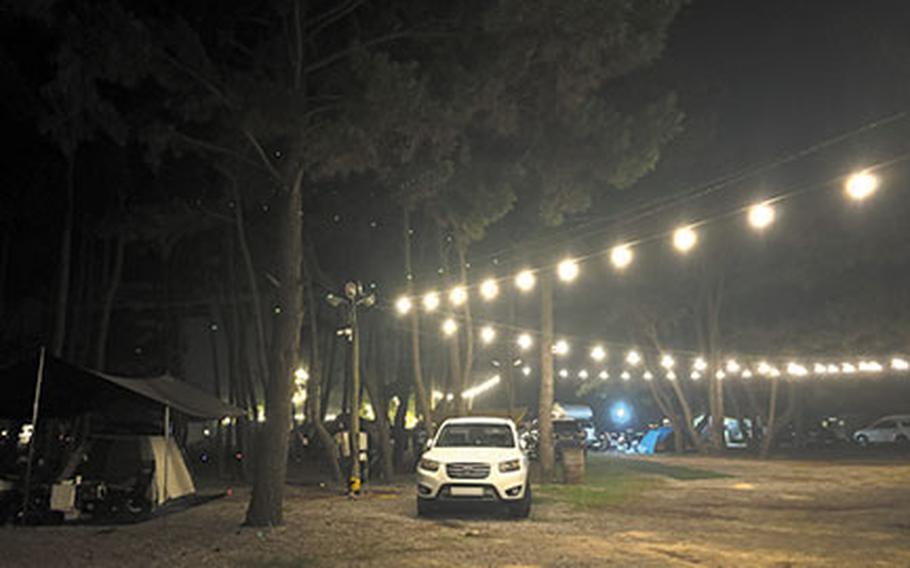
0, 354, 243, 428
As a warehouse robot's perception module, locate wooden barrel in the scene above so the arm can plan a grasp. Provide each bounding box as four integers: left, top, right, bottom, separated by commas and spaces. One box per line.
562, 447, 585, 484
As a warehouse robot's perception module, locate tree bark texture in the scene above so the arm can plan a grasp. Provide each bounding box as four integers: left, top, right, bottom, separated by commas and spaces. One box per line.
538, 274, 556, 480
244, 171, 304, 526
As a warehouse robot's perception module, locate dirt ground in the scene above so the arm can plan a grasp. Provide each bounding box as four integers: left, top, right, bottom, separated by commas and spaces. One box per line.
2, 454, 910, 567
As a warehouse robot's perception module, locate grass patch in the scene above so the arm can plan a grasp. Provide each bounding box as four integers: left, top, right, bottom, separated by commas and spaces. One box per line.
615, 459, 731, 480
232, 554, 318, 568
535, 456, 729, 510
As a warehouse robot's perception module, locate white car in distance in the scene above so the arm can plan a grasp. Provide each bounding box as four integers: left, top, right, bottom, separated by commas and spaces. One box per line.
853, 414, 910, 447
416, 417, 531, 518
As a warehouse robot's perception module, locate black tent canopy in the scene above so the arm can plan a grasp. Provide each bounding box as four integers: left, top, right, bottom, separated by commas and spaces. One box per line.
0, 355, 243, 427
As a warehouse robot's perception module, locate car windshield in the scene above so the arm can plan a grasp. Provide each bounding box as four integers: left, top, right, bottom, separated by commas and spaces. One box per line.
435, 424, 515, 448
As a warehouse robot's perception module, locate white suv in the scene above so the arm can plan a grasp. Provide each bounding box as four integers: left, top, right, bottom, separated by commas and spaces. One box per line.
416, 417, 531, 518
853, 414, 910, 447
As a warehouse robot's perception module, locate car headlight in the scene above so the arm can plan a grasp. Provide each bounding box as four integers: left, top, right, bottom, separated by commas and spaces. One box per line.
419, 458, 440, 472
499, 459, 521, 473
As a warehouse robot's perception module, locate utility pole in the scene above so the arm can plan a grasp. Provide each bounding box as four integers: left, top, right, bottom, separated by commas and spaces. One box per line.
327, 281, 375, 495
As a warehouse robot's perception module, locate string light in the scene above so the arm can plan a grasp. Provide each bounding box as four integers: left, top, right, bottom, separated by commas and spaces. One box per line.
660, 354, 675, 369
552, 340, 570, 356
515, 270, 536, 291
643, 371, 654, 381
479, 325, 496, 344
691, 371, 702, 380
449, 286, 467, 306
462, 375, 500, 400
578, 369, 589, 379
673, 225, 698, 253
590, 345, 607, 362
442, 318, 458, 336
666, 370, 677, 380
480, 278, 499, 300
598, 370, 609, 380
787, 362, 808, 377
422, 291, 440, 312
294, 368, 309, 383
621, 371, 631, 381
609, 244, 634, 270
395, 296, 412, 315
693, 357, 708, 371
626, 350, 642, 366
845, 170, 879, 201
557, 258, 580, 282
517, 333, 533, 351
559, 369, 569, 378
522, 366, 532, 376
741, 369, 753, 379
892, 358, 910, 371
725, 359, 741, 374
716, 370, 727, 380
748, 202, 776, 230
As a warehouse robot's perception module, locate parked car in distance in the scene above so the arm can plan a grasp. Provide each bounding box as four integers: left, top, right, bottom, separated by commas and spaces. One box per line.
853, 415, 910, 447
416, 417, 530, 518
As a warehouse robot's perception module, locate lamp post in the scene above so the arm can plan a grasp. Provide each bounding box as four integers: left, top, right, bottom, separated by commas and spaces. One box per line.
327, 281, 375, 495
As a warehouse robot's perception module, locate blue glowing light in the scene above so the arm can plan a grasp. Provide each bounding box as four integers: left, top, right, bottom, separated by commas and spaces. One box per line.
610, 401, 632, 425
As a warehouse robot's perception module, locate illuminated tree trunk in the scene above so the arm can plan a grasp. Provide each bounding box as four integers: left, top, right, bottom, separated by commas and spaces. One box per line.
456, 243, 472, 415
538, 274, 556, 480
404, 208, 433, 437
303, 267, 343, 486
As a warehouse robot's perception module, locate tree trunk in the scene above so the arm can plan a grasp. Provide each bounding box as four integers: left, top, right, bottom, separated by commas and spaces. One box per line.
363, 359, 394, 482
231, 181, 271, 388
303, 267, 343, 486
94, 235, 125, 370
403, 208, 433, 437
0, 223, 10, 318
759, 375, 780, 458
538, 274, 556, 481
667, 375, 706, 453
51, 155, 76, 358
456, 244, 472, 415
244, 170, 304, 526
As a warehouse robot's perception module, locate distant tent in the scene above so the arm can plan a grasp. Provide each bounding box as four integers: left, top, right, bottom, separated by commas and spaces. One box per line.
638, 427, 673, 454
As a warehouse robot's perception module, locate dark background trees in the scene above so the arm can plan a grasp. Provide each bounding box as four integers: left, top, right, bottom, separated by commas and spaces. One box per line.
3, 0, 910, 525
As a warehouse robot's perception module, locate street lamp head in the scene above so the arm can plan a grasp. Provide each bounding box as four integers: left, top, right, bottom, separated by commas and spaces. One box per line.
326, 293, 344, 308
344, 281, 359, 300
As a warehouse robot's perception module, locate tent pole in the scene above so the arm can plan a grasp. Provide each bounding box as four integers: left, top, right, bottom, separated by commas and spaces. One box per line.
163, 405, 170, 503
22, 346, 47, 522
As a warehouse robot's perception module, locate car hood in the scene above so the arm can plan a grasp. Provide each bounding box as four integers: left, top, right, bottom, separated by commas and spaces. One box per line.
424, 446, 523, 463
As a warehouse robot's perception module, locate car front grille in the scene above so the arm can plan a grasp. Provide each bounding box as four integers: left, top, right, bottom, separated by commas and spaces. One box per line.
446, 462, 491, 479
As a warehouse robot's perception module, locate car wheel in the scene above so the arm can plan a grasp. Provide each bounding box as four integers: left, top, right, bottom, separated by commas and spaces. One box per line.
416, 498, 435, 517
895, 435, 909, 447
508, 485, 532, 519
856, 434, 869, 448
